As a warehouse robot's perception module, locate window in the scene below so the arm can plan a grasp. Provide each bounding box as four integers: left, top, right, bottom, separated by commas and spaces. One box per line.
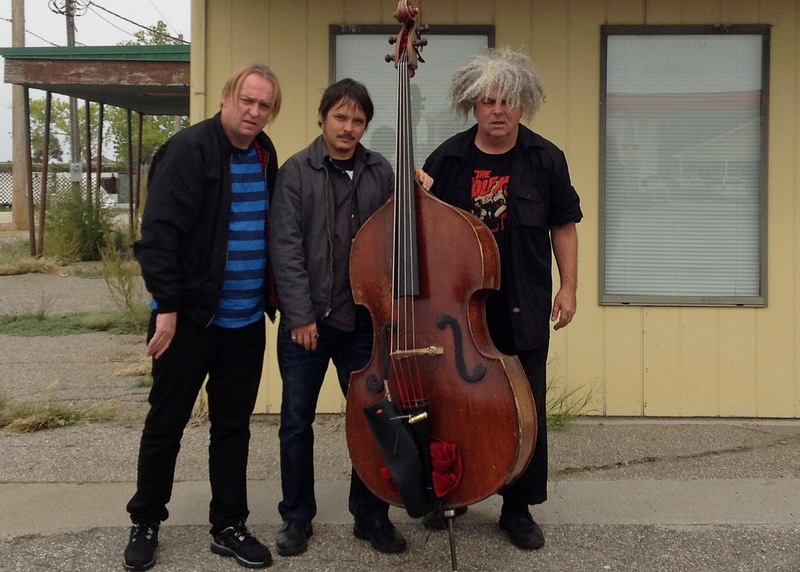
331, 25, 493, 166
600, 25, 770, 306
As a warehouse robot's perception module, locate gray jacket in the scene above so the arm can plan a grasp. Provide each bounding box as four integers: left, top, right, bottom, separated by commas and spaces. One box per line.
270, 135, 394, 330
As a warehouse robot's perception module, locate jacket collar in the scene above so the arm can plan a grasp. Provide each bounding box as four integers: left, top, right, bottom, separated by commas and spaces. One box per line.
212, 112, 271, 155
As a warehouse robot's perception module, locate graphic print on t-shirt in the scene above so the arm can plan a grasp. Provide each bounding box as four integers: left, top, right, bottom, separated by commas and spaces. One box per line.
471, 168, 509, 233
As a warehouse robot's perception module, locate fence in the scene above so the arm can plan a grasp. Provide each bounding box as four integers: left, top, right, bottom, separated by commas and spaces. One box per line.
0, 169, 138, 207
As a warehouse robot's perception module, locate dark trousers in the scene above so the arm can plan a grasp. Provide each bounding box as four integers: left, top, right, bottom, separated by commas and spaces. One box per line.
126, 312, 265, 534
501, 343, 549, 507
277, 320, 388, 523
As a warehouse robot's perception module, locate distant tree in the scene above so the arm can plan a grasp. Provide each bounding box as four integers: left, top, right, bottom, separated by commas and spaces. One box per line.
104, 108, 189, 167
29, 98, 68, 163
28, 96, 102, 165
106, 20, 189, 165
122, 20, 182, 47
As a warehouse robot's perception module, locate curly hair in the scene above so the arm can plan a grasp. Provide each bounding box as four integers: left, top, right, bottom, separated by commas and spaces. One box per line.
449, 47, 544, 122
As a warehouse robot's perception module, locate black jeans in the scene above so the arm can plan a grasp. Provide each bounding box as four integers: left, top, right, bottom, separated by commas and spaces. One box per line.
501, 343, 549, 507
126, 312, 265, 534
276, 320, 388, 523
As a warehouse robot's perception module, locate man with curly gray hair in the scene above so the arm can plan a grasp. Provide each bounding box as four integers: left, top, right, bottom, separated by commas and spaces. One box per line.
421, 47, 583, 550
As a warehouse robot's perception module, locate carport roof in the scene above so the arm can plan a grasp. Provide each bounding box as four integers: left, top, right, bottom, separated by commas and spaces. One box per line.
0, 45, 190, 116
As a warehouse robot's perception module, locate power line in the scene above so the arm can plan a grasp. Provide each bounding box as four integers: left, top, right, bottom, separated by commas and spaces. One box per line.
85, 6, 140, 41
147, 0, 178, 37
87, 1, 189, 44
0, 16, 63, 47
1, 1, 188, 50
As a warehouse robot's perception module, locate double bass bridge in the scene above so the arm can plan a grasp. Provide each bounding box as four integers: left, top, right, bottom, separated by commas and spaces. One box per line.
390, 346, 444, 359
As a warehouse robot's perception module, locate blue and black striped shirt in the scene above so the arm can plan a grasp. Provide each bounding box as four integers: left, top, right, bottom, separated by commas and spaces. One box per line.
211, 145, 268, 328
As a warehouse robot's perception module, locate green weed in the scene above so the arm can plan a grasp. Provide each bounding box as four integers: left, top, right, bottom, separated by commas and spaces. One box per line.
100, 235, 144, 324
546, 359, 595, 431
0, 309, 148, 336
546, 383, 594, 430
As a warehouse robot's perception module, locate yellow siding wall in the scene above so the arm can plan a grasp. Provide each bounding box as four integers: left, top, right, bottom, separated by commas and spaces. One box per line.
195, 0, 800, 418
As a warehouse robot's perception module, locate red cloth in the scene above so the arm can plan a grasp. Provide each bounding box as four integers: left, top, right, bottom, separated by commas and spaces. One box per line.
380, 466, 398, 492
380, 442, 462, 498
430, 441, 462, 497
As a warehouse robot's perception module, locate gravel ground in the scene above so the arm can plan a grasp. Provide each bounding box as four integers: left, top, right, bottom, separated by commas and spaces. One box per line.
2, 267, 800, 571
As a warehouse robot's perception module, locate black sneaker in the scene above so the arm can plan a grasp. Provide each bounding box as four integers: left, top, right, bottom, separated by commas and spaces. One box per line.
276, 520, 313, 556
210, 522, 272, 568
123, 522, 159, 571
353, 515, 407, 554
422, 506, 469, 531
498, 507, 545, 550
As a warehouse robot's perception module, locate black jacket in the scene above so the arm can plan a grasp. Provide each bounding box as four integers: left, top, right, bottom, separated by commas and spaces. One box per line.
134, 113, 279, 326
422, 124, 582, 350
270, 135, 394, 330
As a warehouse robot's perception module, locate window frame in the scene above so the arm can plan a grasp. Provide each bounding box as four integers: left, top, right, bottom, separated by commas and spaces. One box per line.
599, 24, 771, 307
329, 24, 495, 84
328, 24, 494, 167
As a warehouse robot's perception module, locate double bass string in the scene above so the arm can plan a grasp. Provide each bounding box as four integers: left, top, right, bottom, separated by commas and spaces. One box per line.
390, 50, 408, 408
392, 49, 410, 407
399, 51, 417, 406
390, 49, 425, 410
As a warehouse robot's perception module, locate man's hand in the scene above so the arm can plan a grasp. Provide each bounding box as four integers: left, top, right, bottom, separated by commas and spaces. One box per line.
146, 312, 177, 359
291, 322, 320, 351
551, 288, 576, 330
415, 169, 433, 192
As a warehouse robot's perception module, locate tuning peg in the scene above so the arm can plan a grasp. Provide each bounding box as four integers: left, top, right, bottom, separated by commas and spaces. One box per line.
418, 24, 430, 34
413, 38, 428, 47
385, 54, 396, 63
388, 36, 398, 45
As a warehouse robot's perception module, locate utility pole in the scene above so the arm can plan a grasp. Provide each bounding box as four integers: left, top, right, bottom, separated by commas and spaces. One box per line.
11, 0, 31, 229
65, 0, 83, 191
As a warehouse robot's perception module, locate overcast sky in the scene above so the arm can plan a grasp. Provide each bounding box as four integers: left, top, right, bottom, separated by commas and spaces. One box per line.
0, 0, 191, 162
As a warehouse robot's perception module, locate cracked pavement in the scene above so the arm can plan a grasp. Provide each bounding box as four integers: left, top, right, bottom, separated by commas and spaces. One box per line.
1, 269, 799, 570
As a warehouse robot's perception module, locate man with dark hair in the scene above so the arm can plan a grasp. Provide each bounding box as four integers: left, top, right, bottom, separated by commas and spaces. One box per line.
270, 78, 429, 557
124, 63, 281, 570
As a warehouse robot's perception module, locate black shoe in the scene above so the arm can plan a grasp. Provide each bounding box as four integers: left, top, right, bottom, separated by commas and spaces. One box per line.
210, 521, 272, 568
276, 520, 313, 556
498, 508, 545, 550
123, 522, 159, 571
422, 506, 469, 531
353, 516, 407, 554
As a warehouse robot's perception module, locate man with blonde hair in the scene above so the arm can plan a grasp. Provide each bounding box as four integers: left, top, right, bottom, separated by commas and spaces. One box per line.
124, 63, 281, 570
422, 47, 582, 550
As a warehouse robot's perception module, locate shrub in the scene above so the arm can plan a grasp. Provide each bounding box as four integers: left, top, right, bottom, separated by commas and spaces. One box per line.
44, 185, 115, 262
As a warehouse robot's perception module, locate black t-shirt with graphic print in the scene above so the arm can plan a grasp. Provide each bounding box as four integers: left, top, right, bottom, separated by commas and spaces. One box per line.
469, 144, 516, 354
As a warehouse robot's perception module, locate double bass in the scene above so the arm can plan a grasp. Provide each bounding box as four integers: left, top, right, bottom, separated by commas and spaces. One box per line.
346, 1, 536, 566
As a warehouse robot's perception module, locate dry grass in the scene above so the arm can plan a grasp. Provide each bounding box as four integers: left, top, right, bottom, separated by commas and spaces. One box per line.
114, 357, 152, 377
0, 385, 119, 433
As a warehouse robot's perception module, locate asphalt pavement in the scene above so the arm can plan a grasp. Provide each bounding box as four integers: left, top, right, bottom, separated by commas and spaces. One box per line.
0, 255, 799, 571
2, 413, 799, 571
